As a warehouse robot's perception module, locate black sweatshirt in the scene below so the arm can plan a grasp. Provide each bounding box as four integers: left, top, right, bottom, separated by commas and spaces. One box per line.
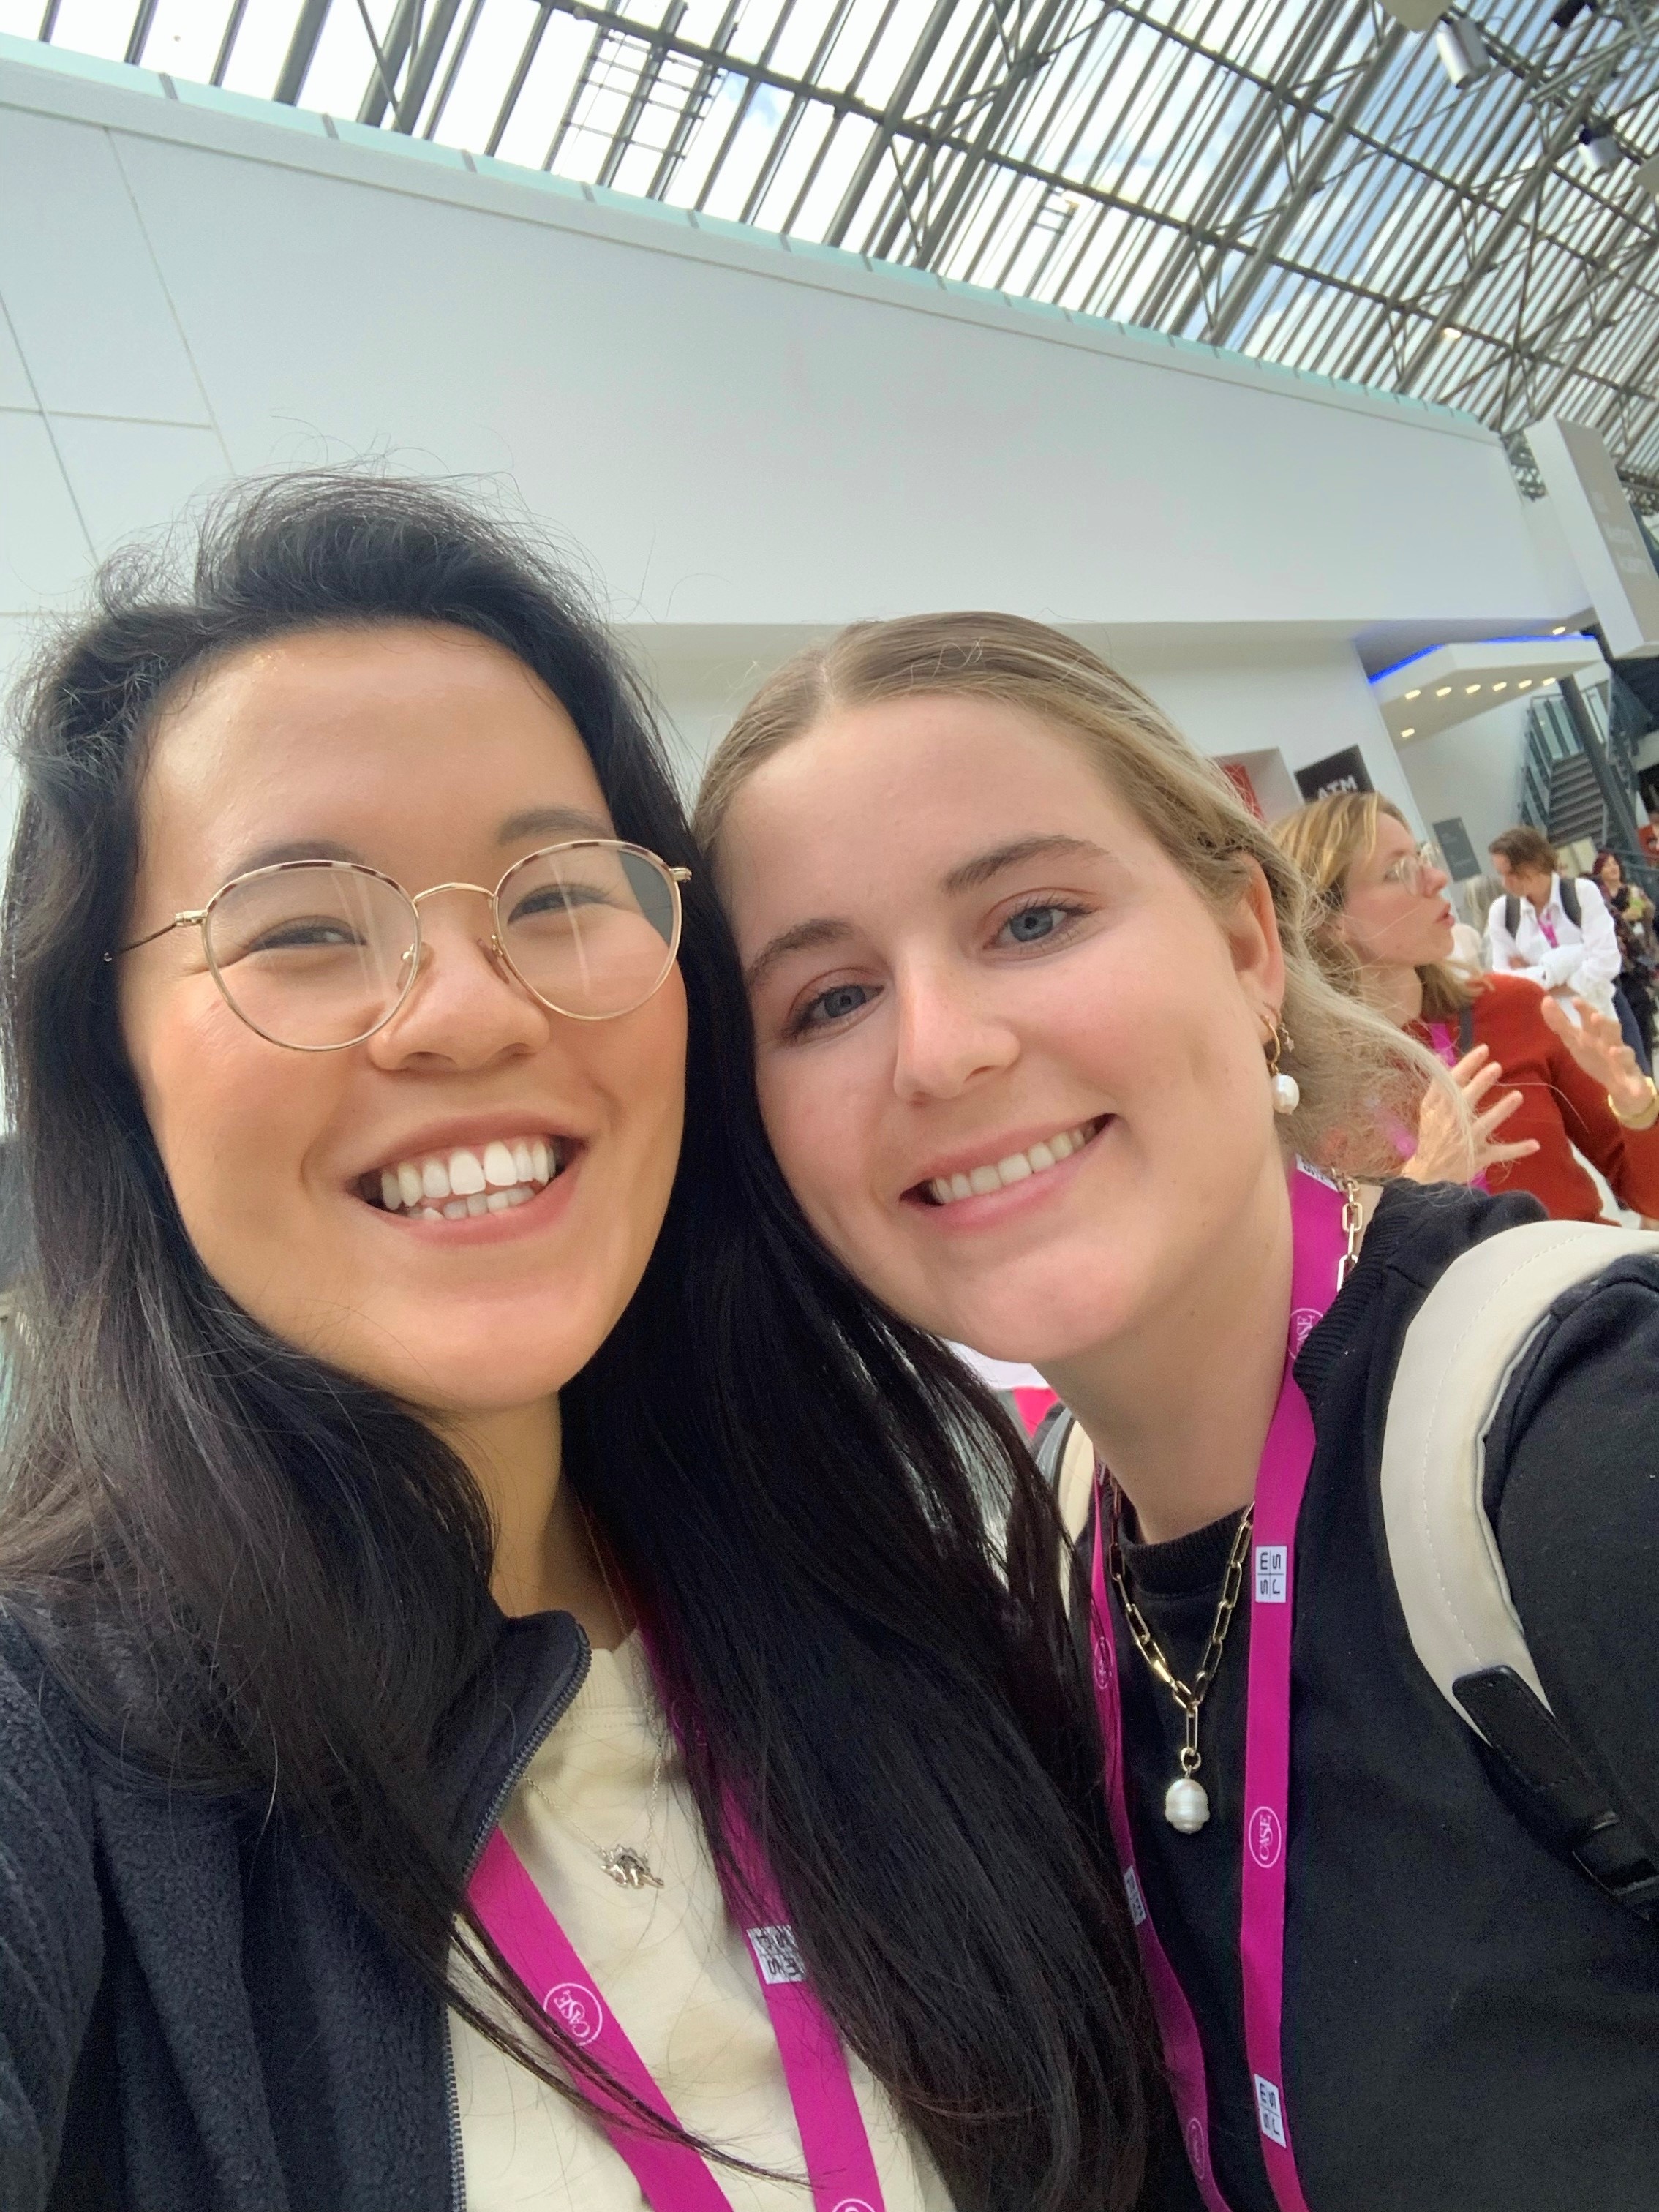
1106, 1178, 1659, 2212
0, 1601, 588, 2211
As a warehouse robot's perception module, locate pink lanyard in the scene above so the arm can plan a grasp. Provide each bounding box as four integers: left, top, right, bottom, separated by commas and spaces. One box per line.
470, 1806, 885, 2212
1088, 1165, 1347, 2212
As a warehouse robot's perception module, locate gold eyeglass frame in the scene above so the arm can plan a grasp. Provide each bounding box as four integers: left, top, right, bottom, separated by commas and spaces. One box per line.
106, 838, 693, 1053
1379, 843, 1440, 896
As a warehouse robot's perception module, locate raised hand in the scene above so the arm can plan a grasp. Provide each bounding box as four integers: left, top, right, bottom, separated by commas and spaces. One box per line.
1403, 1043, 1539, 1185
1538, 994, 1655, 1124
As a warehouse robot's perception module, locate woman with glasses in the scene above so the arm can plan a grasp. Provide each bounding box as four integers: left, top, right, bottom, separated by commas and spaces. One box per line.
697, 612, 1659, 2212
1276, 794, 1659, 1223
0, 483, 1161, 2212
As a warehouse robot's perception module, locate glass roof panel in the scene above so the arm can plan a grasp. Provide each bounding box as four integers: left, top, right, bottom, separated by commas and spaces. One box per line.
24, 0, 1659, 489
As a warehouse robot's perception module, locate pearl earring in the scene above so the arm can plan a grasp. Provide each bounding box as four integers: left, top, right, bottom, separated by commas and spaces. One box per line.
1265, 1023, 1300, 1116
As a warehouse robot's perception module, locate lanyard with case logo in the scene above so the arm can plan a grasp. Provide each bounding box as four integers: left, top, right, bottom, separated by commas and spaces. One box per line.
470, 1802, 885, 2212
1088, 1164, 1353, 2212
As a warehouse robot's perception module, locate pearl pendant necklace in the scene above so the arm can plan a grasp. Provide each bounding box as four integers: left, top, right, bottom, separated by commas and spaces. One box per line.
1108, 1490, 1255, 1832
1163, 1775, 1211, 1834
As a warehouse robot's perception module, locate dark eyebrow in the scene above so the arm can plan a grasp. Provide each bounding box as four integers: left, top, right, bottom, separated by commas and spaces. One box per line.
743, 917, 855, 994
227, 838, 366, 876
939, 835, 1106, 895
497, 805, 614, 846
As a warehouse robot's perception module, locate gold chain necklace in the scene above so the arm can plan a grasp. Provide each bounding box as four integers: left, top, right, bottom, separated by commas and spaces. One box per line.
1109, 1497, 1253, 1833
1107, 1174, 1366, 1835
530, 1502, 669, 1891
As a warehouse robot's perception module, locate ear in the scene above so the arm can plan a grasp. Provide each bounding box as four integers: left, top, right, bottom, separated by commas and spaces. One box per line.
1224, 858, 1288, 1031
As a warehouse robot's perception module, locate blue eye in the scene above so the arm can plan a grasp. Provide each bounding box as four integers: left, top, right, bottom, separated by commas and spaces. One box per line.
1000, 901, 1086, 947
814, 983, 873, 1023
791, 982, 876, 1035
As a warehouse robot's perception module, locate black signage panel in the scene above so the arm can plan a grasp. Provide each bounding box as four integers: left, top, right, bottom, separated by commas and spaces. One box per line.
1432, 816, 1483, 881
1294, 746, 1374, 802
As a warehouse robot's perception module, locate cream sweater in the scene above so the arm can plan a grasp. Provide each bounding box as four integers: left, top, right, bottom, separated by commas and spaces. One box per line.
451, 1636, 954, 2211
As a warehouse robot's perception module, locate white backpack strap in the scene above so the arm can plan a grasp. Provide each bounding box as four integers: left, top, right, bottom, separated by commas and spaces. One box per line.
1380, 1219, 1659, 1734
1056, 1418, 1096, 1549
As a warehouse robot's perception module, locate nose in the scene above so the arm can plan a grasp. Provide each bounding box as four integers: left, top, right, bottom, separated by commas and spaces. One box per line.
889, 951, 1020, 1102
367, 891, 552, 1072
1426, 861, 1451, 898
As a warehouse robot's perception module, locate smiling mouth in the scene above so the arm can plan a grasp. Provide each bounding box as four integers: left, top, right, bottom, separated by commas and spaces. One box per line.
911, 1116, 1107, 1207
356, 1135, 573, 1222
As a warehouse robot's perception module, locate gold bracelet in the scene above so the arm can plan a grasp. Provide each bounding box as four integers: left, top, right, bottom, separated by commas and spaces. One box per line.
1609, 1077, 1659, 1132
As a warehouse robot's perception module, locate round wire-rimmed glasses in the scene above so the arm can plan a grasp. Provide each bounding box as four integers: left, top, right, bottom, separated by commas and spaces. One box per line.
108, 839, 692, 1052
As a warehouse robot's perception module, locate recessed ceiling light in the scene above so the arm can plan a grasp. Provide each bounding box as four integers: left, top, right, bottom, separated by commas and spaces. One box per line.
1518, 679, 1533, 689
1551, 625, 1568, 635
1404, 688, 1421, 699
1492, 681, 1508, 692
1400, 726, 1416, 738
1465, 683, 1482, 693
1435, 685, 1453, 696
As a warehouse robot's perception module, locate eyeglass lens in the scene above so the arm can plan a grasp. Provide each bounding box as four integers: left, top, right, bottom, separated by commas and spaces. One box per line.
204, 846, 679, 1049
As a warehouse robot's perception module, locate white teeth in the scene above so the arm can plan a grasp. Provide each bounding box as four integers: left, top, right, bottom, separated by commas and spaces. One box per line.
449, 1148, 486, 1197
925, 1121, 1099, 1207
368, 1134, 565, 1218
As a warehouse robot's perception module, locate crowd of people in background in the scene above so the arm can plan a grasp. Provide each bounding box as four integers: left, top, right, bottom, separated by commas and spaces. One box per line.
1274, 800, 1659, 1225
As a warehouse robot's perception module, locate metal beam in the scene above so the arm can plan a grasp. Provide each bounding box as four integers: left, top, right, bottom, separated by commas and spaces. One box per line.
821, 0, 966, 248
394, 0, 465, 132
211, 0, 251, 87
1202, 20, 1406, 348
123, 0, 157, 67
273, 0, 335, 106
358, 0, 421, 127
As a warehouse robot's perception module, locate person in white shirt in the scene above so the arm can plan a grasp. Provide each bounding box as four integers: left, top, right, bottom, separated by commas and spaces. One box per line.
1485, 826, 1620, 1021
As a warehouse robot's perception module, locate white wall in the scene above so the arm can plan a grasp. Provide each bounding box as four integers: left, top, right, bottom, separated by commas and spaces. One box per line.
0, 34, 1582, 838
1394, 700, 1530, 859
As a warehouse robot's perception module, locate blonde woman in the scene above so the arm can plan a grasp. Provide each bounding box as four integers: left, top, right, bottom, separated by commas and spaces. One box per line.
1275, 792, 1659, 1222
696, 613, 1659, 2212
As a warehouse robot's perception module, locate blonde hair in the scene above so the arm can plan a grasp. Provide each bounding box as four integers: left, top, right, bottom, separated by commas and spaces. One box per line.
696, 612, 1438, 1180
1273, 790, 1477, 1024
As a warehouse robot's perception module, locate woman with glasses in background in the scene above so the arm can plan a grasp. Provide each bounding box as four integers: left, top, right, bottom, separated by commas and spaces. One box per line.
1276, 794, 1659, 1222
0, 480, 1162, 2212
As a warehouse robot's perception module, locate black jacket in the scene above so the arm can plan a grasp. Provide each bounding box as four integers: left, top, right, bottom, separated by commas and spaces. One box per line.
0, 1602, 589, 2211
1099, 1181, 1659, 2211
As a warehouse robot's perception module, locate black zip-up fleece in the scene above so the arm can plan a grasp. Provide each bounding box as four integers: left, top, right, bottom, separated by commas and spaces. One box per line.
0, 1602, 588, 2211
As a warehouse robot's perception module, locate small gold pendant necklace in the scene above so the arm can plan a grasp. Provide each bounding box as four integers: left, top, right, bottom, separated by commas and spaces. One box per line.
530, 1735, 668, 1889
1107, 1490, 1254, 1833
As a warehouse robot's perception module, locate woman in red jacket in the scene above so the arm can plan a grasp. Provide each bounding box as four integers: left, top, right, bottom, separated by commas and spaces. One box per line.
1275, 792, 1659, 1221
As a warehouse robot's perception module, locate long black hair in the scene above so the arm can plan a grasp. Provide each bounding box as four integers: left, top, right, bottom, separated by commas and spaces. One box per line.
0, 473, 1149, 2210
